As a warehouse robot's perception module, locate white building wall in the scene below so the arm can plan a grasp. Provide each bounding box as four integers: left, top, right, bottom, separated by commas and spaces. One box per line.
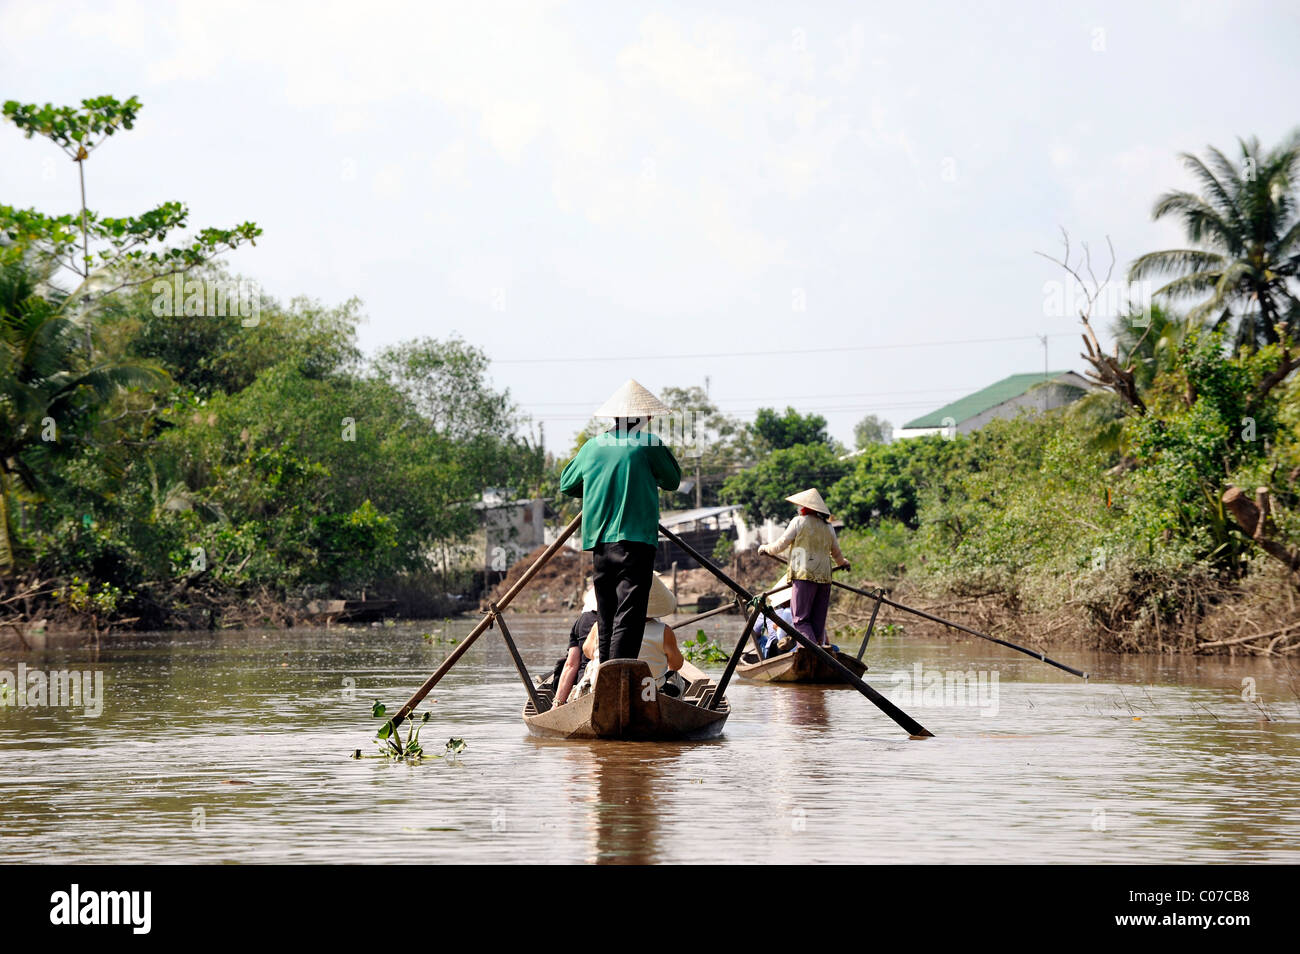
733, 513, 783, 550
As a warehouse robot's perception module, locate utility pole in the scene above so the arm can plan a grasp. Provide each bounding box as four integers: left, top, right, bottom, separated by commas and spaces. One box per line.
1038, 334, 1049, 410
698, 376, 710, 507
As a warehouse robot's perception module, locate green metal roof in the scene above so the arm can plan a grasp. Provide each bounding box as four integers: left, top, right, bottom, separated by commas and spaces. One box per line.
903, 371, 1075, 429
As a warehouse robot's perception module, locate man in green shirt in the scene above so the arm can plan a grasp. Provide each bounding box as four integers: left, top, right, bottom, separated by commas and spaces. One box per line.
560, 380, 681, 661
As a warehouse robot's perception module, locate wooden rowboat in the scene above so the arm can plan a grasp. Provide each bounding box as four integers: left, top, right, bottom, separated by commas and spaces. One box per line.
523, 659, 729, 741
736, 647, 868, 684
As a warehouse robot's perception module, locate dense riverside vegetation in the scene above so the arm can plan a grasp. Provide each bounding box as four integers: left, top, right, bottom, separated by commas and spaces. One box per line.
746, 134, 1300, 651
2, 97, 1296, 651
1, 249, 542, 627
1, 96, 540, 630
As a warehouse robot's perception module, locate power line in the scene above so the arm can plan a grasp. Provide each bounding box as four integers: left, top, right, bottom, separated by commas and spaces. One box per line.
494, 332, 1079, 365
522, 385, 978, 408
534, 402, 954, 421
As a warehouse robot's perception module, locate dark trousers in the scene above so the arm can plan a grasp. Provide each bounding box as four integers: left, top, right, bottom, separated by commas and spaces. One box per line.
790, 579, 831, 645
592, 541, 656, 660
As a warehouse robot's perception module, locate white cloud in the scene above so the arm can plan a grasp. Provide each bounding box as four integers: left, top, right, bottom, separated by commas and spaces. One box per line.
331, 110, 372, 135
0, 0, 56, 42
36, 2, 843, 280
429, 138, 469, 185
371, 162, 406, 201
69, 0, 150, 49
616, 12, 759, 112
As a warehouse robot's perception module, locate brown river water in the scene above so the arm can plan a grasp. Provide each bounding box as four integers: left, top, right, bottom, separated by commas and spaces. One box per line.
2, 615, 1297, 864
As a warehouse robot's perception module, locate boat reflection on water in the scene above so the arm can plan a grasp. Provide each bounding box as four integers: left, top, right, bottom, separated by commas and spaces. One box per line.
591, 747, 664, 864
541, 740, 717, 864
768, 684, 832, 729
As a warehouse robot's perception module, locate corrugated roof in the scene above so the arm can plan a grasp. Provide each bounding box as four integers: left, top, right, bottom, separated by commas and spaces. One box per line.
902, 371, 1076, 429
660, 505, 740, 527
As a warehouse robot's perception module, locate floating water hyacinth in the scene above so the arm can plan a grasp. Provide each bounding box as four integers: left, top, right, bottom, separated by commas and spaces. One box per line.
355, 700, 463, 763
682, 630, 728, 663
370, 699, 431, 760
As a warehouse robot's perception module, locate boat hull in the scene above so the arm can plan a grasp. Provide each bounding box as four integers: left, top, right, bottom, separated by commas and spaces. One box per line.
524, 659, 729, 741
737, 648, 868, 684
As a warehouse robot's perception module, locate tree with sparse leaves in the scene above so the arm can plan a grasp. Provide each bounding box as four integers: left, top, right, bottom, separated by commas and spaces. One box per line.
2, 96, 260, 300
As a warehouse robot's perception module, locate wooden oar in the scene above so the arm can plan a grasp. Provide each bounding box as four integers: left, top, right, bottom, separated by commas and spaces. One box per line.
708, 603, 764, 710
387, 514, 582, 731
489, 605, 543, 713
761, 551, 1089, 679
660, 525, 934, 738
670, 576, 802, 630
671, 600, 741, 629
856, 590, 884, 661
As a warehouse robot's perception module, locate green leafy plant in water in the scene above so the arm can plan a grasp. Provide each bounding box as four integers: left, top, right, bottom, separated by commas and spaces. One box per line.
421, 622, 459, 645
357, 700, 467, 763
371, 699, 430, 760
682, 629, 729, 663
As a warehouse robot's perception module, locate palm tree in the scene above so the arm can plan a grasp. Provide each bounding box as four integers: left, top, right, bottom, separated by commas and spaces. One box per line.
1129, 133, 1300, 351
0, 248, 168, 571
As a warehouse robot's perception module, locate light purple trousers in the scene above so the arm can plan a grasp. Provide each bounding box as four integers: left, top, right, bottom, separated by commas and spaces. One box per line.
790, 579, 831, 646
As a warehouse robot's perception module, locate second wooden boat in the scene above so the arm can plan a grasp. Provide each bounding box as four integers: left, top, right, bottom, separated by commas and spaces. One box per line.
524, 659, 729, 741
736, 647, 868, 684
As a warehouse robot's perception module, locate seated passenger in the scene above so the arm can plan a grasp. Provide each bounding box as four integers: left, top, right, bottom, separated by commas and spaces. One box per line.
572, 573, 686, 698
750, 580, 841, 657
555, 588, 598, 706
751, 586, 797, 658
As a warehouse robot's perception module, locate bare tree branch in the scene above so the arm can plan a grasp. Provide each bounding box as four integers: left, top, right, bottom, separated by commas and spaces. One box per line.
1036, 229, 1146, 414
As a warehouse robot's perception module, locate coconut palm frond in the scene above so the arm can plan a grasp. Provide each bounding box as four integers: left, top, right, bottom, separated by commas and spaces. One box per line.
1202, 144, 1247, 195
1272, 217, 1300, 264
1128, 249, 1225, 282
1151, 271, 1224, 301
1186, 285, 1235, 326
42, 364, 170, 420
1151, 191, 1239, 250
1181, 152, 1243, 227
160, 481, 226, 524
1, 256, 174, 507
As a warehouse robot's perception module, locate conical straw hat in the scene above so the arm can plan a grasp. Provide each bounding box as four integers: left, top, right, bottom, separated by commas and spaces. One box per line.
785, 487, 830, 515
645, 572, 678, 619
595, 379, 673, 418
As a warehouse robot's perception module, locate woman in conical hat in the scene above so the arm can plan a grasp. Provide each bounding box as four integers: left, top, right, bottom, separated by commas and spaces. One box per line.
758, 488, 849, 649
560, 379, 682, 664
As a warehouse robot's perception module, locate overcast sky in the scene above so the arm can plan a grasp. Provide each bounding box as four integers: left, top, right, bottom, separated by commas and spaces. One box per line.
3, 0, 1298, 451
